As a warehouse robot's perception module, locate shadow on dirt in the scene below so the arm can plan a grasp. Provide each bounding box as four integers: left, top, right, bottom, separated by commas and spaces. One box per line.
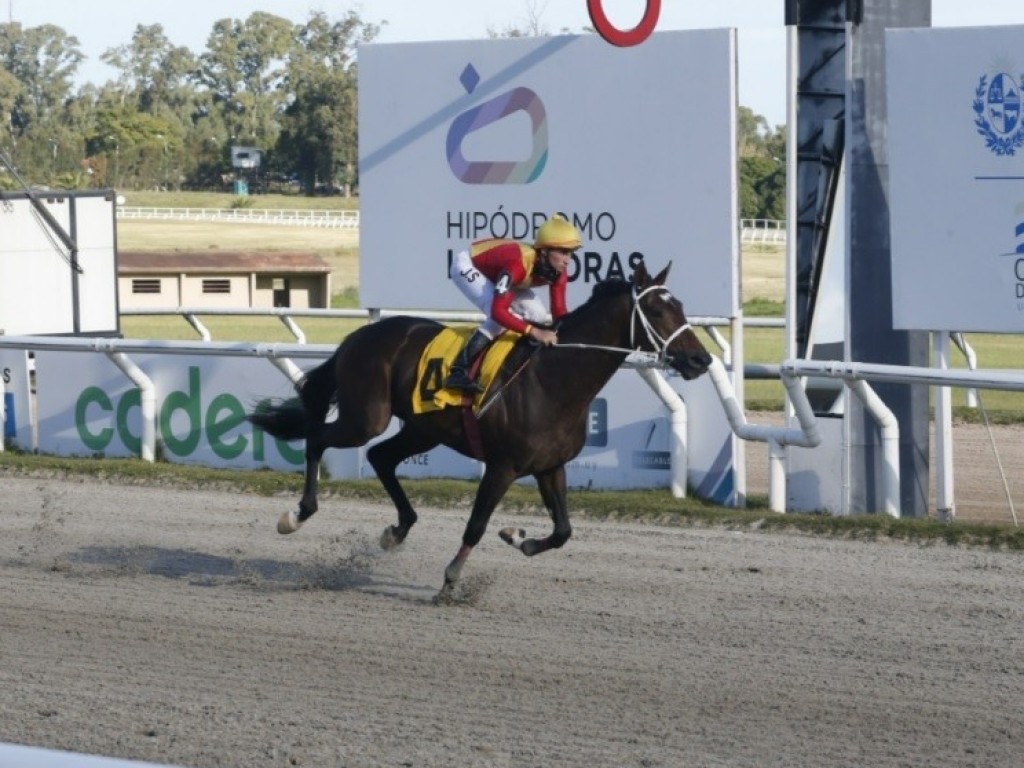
68, 545, 384, 592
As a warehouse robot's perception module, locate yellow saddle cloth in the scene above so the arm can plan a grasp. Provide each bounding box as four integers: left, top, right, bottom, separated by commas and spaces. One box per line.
413, 328, 520, 414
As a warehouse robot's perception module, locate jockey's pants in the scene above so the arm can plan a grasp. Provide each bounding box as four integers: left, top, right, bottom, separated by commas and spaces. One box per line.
449, 249, 552, 340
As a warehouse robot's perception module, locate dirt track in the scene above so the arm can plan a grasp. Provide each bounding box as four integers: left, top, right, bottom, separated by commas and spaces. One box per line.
2, 476, 1023, 767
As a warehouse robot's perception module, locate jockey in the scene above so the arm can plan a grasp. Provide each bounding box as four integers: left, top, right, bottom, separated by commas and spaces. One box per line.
444, 213, 581, 393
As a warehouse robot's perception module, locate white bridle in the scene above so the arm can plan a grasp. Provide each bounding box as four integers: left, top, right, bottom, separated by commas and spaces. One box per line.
629, 284, 692, 364
556, 283, 692, 364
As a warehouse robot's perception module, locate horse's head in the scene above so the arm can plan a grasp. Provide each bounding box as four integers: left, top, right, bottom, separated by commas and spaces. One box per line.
630, 261, 712, 380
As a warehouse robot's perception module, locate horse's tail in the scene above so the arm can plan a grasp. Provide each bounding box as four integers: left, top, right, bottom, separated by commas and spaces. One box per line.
248, 350, 339, 440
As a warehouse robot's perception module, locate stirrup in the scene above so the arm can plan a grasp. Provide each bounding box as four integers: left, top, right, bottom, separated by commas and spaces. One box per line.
444, 370, 483, 393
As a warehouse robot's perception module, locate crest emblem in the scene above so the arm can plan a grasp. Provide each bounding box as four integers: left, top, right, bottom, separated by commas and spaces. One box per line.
973, 72, 1024, 156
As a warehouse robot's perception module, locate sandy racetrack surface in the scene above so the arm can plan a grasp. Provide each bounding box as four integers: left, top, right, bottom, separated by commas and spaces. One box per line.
2, 476, 1023, 767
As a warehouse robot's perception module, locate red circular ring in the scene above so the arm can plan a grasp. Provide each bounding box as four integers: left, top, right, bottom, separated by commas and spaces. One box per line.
587, 0, 661, 47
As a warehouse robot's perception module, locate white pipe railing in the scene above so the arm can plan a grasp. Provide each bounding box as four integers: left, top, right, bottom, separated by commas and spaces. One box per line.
0, 338, 700, 497
782, 358, 1024, 517
107, 352, 157, 462
636, 367, 689, 499
780, 359, 1024, 392
847, 378, 900, 518
707, 356, 822, 512
7, 330, 1018, 517
951, 332, 979, 408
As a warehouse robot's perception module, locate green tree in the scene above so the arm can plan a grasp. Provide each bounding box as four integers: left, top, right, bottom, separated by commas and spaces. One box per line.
101, 24, 198, 114
196, 12, 295, 151
100, 24, 200, 189
276, 10, 380, 195
736, 106, 785, 220
88, 109, 182, 189
0, 22, 84, 180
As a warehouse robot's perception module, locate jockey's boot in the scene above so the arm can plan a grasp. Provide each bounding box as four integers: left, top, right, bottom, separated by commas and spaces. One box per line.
444, 329, 491, 393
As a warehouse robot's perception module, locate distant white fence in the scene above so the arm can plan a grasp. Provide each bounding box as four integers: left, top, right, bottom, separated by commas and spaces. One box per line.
740, 218, 786, 244
116, 207, 779, 240
117, 207, 359, 229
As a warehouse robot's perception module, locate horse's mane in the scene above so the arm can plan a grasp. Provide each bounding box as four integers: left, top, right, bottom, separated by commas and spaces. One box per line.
588, 277, 632, 303
561, 277, 632, 322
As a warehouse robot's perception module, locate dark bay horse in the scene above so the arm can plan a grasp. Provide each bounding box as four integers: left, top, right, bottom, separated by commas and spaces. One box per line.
247, 260, 711, 594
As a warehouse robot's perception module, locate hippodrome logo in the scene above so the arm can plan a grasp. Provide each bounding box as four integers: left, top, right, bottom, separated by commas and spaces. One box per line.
446, 63, 548, 184
973, 70, 1024, 156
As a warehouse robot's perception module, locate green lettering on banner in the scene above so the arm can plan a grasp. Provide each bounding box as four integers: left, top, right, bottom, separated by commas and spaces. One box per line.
276, 436, 304, 465
160, 367, 202, 456
207, 392, 247, 460
76, 386, 113, 450
69, 369, 305, 466
117, 389, 141, 454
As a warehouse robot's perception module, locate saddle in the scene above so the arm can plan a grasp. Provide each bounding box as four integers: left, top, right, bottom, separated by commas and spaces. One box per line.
412, 328, 520, 414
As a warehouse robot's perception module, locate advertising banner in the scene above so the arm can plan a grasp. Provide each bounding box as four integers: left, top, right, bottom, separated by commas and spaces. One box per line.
887, 25, 1024, 332
32, 351, 734, 498
1, 349, 33, 450
35, 352, 314, 469
359, 30, 738, 320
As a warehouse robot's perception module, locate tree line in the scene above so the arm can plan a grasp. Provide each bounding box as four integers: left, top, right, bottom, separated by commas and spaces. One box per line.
0, 11, 784, 218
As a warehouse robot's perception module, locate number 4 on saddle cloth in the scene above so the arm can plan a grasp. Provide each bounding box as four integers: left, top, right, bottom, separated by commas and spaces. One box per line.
413, 328, 521, 414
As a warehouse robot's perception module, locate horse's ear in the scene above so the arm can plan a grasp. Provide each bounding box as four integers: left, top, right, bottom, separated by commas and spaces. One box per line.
632, 259, 651, 286
653, 262, 672, 285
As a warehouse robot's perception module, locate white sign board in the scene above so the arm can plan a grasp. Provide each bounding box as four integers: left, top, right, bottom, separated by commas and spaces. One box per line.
887, 25, 1024, 332
0, 191, 119, 336
359, 30, 738, 319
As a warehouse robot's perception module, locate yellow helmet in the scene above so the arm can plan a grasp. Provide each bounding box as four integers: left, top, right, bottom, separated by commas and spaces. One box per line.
534, 214, 582, 250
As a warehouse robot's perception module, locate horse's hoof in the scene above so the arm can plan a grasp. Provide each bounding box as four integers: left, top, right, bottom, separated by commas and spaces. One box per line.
277, 510, 303, 534
379, 525, 405, 550
499, 527, 526, 549
432, 582, 457, 606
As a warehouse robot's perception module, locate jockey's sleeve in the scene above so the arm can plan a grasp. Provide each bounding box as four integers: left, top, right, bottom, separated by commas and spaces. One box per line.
490, 276, 530, 334
549, 271, 569, 320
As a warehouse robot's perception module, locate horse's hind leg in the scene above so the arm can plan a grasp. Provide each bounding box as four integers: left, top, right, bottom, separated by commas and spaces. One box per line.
500, 465, 572, 556
366, 425, 439, 549
280, 416, 385, 534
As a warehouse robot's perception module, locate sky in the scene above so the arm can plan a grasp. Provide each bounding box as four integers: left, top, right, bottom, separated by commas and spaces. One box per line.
8, 0, 1024, 127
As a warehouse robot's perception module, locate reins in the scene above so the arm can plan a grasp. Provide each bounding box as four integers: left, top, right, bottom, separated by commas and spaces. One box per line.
556, 283, 691, 365
474, 345, 541, 416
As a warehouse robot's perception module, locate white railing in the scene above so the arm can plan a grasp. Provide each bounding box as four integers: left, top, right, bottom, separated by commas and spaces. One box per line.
0, 333, 725, 500
120, 306, 744, 344
740, 218, 786, 244
117, 207, 359, 229
117, 208, 779, 241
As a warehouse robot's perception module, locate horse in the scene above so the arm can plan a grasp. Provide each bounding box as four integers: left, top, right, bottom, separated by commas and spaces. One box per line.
247, 260, 712, 596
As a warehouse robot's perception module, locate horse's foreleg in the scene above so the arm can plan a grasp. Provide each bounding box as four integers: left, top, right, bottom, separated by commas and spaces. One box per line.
367, 427, 439, 549
441, 465, 516, 589
500, 465, 571, 557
